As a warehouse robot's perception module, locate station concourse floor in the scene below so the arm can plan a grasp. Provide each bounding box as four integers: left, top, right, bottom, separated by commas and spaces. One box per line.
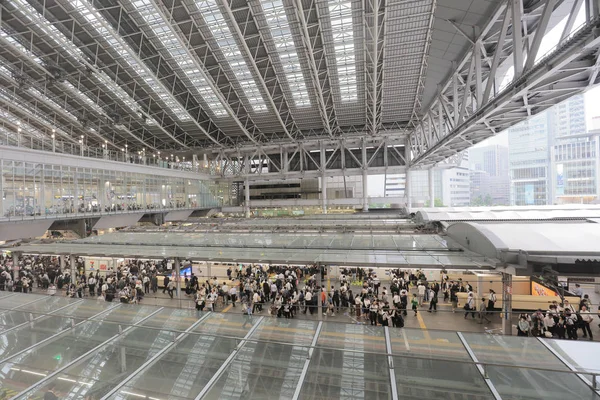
31, 281, 600, 339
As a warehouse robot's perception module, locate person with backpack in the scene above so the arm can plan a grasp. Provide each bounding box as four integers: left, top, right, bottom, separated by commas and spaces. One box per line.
463, 292, 475, 319
428, 289, 438, 312
411, 294, 419, 316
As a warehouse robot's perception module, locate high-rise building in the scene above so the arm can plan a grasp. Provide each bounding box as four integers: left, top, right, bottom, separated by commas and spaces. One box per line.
469, 145, 510, 205
385, 152, 470, 207
508, 94, 594, 205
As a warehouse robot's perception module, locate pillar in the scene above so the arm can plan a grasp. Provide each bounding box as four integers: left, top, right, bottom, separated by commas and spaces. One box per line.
428, 168, 435, 207
321, 174, 327, 214
362, 169, 369, 212
12, 252, 19, 279
405, 169, 412, 211
502, 272, 513, 335
174, 257, 181, 308
70, 255, 77, 284
244, 179, 250, 218
0, 174, 4, 218
60, 255, 66, 273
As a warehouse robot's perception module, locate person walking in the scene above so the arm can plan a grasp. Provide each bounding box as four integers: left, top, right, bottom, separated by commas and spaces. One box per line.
411, 294, 419, 316
478, 297, 491, 324
464, 292, 475, 319
580, 305, 594, 340
428, 289, 438, 313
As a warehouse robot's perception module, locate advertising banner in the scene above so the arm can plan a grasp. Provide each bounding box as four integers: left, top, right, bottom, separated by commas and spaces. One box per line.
531, 281, 558, 297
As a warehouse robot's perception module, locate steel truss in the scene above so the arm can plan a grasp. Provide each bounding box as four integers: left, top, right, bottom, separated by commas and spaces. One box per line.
206, 135, 406, 182
409, 0, 600, 166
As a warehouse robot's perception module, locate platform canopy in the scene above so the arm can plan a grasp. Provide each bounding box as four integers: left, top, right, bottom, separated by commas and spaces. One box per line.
446, 221, 600, 266
17, 231, 495, 269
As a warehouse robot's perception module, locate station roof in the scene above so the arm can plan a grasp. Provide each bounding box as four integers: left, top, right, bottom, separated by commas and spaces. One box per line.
0, 292, 598, 399
446, 222, 600, 263
410, 205, 600, 222
18, 231, 494, 269
0, 0, 498, 151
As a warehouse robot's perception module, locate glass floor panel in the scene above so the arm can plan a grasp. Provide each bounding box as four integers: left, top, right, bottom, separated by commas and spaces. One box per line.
137, 307, 199, 332
0, 294, 46, 310
317, 323, 386, 354
250, 318, 318, 346
0, 315, 80, 362
0, 311, 30, 332
22, 326, 182, 399
109, 335, 239, 400
193, 313, 258, 338
299, 348, 391, 400
388, 328, 471, 360
0, 320, 120, 395
204, 342, 308, 400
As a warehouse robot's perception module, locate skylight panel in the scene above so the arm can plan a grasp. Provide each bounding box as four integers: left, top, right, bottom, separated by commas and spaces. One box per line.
328, 0, 357, 101
62, 81, 106, 116
66, 0, 191, 121
130, 0, 228, 117
28, 88, 79, 121
260, 0, 311, 107
0, 29, 43, 65
196, 0, 268, 112
10, 0, 158, 127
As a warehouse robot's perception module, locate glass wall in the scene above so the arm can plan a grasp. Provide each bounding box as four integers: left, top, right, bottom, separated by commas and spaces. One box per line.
0, 160, 221, 218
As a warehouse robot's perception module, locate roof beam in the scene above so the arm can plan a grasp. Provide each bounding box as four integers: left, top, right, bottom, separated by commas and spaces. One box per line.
219, 0, 298, 142
141, 0, 264, 145
291, 0, 337, 137
364, 0, 387, 136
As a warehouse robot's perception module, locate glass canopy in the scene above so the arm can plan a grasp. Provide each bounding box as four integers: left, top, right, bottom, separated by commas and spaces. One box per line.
0, 293, 598, 400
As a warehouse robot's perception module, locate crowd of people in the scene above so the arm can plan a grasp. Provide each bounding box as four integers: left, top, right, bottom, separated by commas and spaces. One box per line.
516, 293, 596, 340
1, 254, 599, 340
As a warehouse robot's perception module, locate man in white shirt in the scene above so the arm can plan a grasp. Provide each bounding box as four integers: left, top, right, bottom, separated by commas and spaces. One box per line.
580, 305, 594, 340
417, 283, 426, 306
304, 290, 313, 314
229, 286, 237, 307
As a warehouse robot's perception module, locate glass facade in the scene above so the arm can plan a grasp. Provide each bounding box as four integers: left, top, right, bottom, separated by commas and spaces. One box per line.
0, 160, 220, 218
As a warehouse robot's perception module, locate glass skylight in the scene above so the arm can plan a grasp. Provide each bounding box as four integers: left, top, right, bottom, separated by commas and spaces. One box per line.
328, 0, 357, 102
61, 81, 106, 116
28, 88, 79, 121
260, 0, 311, 107
0, 28, 43, 65
67, 0, 191, 121
196, 0, 268, 112
129, 0, 227, 117
0, 91, 46, 139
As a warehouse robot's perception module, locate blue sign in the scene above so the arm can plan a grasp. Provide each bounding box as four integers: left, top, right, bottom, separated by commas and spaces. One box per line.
524, 184, 535, 205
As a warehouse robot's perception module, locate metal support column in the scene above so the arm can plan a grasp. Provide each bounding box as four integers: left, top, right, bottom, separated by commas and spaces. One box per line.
502, 272, 513, 335
174, 257, 181, 309
321, 173, 327, 214
11, 252, 19, 279
362, 169, 369, 212
59, 255, 65, 274
362, 139, 369, 212
384, 327, 399, 400
405, 168, 412, 211
292, 321, 323, 400
428, 167, 435, 207
244, 179, 250, 218
70, 255, 77, 284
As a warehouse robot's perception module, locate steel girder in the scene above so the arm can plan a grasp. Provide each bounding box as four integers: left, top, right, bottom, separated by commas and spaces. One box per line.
50, 0, 215, 147
145, 0, 267, 145
363, 0, 386, 136
0, 0, 184, 150
207, 135, 406, 182
409, 0, 600, 166
292, 0, 339, 137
